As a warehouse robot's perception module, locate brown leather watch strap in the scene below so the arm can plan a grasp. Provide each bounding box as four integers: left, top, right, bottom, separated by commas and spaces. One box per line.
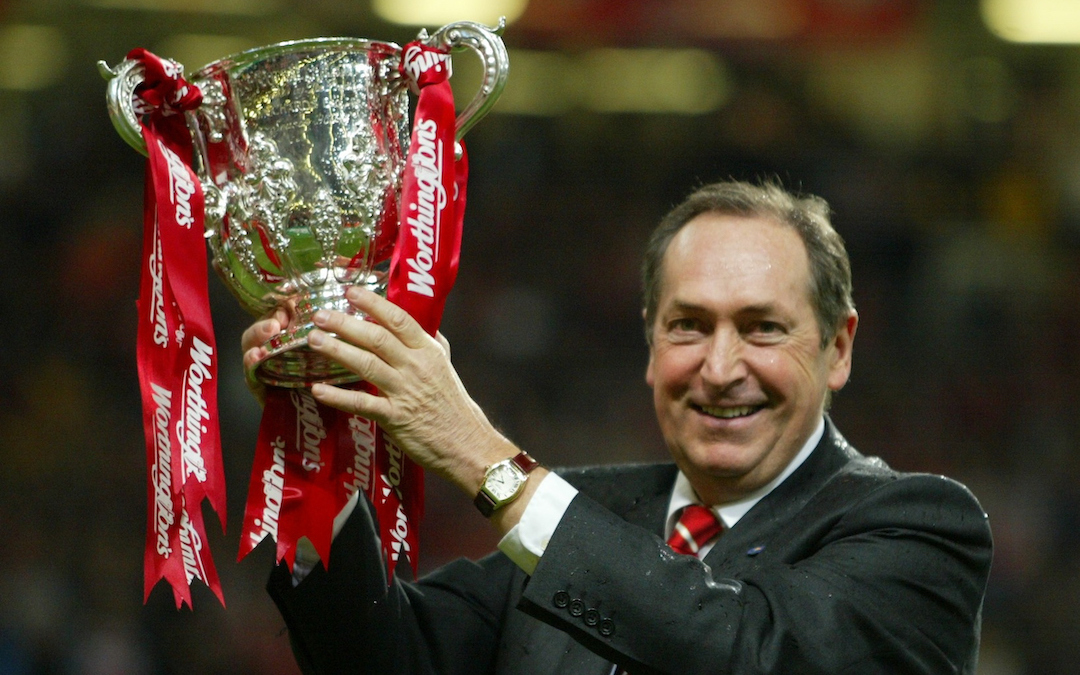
510, 451, 540, 474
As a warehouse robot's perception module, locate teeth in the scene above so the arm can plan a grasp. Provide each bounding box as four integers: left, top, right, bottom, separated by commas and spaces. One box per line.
701, 405, 757, 419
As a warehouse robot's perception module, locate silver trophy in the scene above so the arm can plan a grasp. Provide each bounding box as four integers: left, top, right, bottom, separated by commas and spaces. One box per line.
100, 21, 508, 387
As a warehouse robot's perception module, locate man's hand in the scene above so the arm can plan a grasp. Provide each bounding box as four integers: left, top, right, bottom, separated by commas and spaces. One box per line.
240, 305, 290, 406
305, 287, 522, 500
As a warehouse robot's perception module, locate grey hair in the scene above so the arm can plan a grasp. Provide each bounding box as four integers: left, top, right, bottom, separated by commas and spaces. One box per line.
642, 179, 854, 347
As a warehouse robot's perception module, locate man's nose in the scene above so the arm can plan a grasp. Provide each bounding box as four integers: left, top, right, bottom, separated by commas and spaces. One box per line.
700, 328, 748, 387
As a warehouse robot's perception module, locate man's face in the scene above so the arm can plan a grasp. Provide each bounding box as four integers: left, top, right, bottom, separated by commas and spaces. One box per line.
645, 212, 856, 505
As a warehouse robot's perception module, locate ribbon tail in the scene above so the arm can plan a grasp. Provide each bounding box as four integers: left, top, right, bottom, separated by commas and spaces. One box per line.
238, 389, 290, 561
180, 498, 225, 607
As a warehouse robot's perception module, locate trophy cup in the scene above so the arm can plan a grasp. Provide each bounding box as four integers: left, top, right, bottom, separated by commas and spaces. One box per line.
101, 21, 508, 387
102, 21, 509, 606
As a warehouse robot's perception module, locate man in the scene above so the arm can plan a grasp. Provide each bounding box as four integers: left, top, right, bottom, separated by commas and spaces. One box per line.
244, 180, 992, 674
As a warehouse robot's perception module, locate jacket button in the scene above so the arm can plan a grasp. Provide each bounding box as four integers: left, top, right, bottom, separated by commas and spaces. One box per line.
599, 618, 616, 637
583, 608, 600, 627
553, 591, 570, 609
568, 599, 585, 617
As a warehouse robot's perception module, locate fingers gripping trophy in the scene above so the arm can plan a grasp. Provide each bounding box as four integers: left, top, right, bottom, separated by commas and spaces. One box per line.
101, 21, 509, 607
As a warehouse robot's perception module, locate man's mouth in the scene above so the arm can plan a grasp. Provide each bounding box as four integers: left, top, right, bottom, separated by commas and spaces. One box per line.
697, 404, 763, 419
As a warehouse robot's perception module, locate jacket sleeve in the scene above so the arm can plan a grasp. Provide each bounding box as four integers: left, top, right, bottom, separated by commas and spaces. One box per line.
266, 494, 522, 675
516, 473, 992, 675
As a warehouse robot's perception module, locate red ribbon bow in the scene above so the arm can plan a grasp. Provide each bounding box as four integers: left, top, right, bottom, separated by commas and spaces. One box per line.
128, 48, 203, 117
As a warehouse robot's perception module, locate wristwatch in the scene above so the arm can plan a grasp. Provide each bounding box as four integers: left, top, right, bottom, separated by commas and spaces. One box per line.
474, 451, 540, 518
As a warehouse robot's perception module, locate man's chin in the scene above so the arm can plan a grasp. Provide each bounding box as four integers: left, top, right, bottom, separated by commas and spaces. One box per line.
680, 446, 763, 480
677, 439, 789, 493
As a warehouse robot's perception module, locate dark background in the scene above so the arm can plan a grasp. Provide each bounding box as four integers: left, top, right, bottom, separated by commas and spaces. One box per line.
1, 0, 1078, 672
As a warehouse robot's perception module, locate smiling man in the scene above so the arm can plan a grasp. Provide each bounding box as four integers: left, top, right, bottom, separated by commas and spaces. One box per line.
256, 180, 992, 675
645, 209, 856, 506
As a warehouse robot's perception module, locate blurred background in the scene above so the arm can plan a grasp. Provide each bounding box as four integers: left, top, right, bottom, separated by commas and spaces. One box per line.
1, 0, 1078, 672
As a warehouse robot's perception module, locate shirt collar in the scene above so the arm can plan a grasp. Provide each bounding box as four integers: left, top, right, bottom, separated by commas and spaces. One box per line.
666, 416, 825, 537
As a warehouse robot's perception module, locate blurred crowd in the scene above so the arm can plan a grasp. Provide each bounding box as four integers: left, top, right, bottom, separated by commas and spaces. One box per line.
3, 11, 1080, 675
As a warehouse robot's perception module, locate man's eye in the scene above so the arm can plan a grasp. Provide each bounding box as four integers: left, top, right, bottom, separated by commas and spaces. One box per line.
669, 318, 701, 333
749, 321, 785, 338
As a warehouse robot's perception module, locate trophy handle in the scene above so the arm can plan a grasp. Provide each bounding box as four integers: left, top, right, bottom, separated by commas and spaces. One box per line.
425, 19, 510, 141
98, 58, 152, 157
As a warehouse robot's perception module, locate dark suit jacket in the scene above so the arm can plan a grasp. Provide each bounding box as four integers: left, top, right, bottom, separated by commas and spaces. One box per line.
267, 420, 992, 674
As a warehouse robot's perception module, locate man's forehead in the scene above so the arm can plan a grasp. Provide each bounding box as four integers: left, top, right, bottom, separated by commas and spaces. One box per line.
661, 214, 812, 293
670, 211, 801, 250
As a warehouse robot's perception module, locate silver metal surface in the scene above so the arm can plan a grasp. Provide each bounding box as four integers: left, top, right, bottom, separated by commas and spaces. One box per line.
101, 22, 509, 387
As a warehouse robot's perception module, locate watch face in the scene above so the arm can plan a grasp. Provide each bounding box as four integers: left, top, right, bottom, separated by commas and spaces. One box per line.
486, 463, 524, 501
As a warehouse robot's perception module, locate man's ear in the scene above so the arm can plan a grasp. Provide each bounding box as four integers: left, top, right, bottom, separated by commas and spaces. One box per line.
644, 307, 656, 388
827, 311, 858, 392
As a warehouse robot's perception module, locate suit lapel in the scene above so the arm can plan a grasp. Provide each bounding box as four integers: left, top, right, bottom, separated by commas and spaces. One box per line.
704, 418, 855, 568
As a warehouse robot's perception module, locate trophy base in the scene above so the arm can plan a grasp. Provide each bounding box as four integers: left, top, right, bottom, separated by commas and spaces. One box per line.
247, 279, 384, 389
251, 323, 364, 388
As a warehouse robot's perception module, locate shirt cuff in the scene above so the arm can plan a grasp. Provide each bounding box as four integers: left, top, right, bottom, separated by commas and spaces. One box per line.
497, 473, 579, 575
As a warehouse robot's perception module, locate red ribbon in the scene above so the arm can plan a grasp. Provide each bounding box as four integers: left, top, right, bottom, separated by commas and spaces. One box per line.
238, 387, 339, 568
131, 48, 225, 609
239, 40, 468, 581
378, 39, 467, 578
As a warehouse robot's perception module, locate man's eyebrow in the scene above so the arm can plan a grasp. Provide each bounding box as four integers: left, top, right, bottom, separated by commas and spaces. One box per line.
736, 303, 782, 317
666, 299, 707, 313
666, 300, 782, 316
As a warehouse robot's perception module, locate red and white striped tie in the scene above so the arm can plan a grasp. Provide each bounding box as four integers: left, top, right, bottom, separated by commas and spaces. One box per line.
667, 504, 722, 556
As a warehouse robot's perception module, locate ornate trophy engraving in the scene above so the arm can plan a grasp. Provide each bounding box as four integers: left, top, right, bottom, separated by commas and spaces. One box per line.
102, 22, 508, 607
